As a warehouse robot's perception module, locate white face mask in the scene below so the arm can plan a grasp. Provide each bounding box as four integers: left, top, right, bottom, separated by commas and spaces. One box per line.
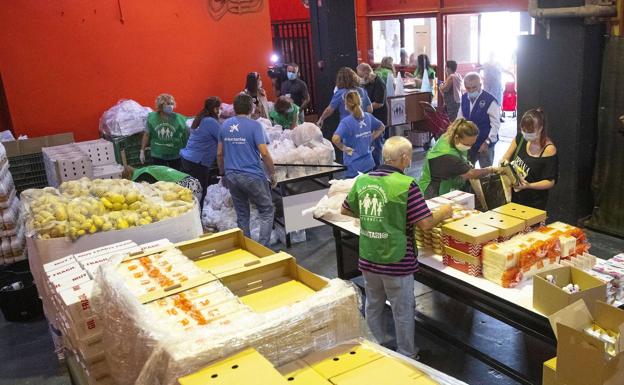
456, 143, 472, 152
522, 131, 539, 142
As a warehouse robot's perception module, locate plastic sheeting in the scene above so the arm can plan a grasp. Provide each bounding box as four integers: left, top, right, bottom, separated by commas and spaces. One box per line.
93, 253, 367, 385
99, 100, 153, 137
303, 177, 358, 222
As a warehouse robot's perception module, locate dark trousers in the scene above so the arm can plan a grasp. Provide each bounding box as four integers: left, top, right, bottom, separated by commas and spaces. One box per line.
181, 158, 215, 210
152, 157, 182, 171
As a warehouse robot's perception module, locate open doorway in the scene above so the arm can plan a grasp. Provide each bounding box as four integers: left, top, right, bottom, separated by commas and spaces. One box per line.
445, 11, 534, 165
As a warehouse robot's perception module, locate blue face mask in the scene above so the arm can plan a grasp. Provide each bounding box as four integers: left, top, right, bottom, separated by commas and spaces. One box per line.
163, 105, 174, 114
287, 106, 294, 114
287, 71, 297, 81
468, 91, 480, 100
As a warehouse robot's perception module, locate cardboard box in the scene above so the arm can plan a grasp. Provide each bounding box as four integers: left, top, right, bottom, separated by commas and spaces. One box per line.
277, 360, 333, 384
542, 357, 556, 385
440, 190, 475, 210
3, 133, 74, 157
473, 211, 526, 240
302, 341, 383, 379
27, 204, 202, 299
442, 217, 499, 255
549, 300, 624, 385
218, 253, 328, 313
534, 266, 607, 317
443, 246, 483, 276
177, 229, 276, 275
492, 203, 546, 229
329, 356, 435, 385
58, 281, 95, 321
178, 348, 290, 385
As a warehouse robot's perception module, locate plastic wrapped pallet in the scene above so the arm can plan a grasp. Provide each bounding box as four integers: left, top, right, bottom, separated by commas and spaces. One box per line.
99, 99, 153, 138
93, 256, 366, 385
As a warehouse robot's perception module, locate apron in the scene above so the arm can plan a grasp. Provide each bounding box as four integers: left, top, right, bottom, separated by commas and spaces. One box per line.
347, 172, 412, 264
418, 135, 468, 196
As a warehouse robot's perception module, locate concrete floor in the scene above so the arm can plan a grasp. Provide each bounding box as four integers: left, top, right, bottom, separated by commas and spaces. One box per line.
2, 117, 623, 385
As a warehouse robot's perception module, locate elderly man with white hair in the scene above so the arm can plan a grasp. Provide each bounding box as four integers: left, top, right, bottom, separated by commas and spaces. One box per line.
457, 72, 501, 168
341, 136, 452, 360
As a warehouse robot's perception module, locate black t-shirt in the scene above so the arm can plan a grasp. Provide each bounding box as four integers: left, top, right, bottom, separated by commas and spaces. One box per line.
511, 133, 559, 210
363, 76, 388, 125
280, 79, 309, 107
424, 154, 472, 199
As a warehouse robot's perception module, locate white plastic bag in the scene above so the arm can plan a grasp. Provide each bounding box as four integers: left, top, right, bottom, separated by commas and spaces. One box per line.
291, 122, 323, 147
99, 99, 153, 137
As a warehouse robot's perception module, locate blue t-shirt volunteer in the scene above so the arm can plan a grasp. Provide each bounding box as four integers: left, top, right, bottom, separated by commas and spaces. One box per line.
334, 112, 382, 178
330, 88, 372, 120
180, 117, 220, 167
219, 116, 267, 180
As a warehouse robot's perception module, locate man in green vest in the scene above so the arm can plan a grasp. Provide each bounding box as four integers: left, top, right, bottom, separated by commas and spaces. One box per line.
418, 118, 499, 199
341, 136, 452, 359
123, 165, 202, 205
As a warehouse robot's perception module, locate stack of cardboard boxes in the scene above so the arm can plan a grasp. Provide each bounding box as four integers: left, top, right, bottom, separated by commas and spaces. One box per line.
0, 143, 27, 265
178, 340, 456, 385
95, 229, 364, 385
40, 239, 171, 385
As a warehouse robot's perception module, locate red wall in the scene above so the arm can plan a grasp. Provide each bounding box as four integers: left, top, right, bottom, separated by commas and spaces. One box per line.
269, 0, 309, 21
0, 1, 274, 141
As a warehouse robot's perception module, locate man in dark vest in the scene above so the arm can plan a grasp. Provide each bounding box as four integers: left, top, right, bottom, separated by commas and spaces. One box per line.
341, 136, 452, 359
457, 72, 501, 168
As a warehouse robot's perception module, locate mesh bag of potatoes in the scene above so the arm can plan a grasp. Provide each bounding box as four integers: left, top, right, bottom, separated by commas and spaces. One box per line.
21, 178, 196, 240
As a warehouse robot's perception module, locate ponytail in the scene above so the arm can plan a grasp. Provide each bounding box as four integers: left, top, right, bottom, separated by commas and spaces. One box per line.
345, 91, 364, 120
192, 96, 222, 129
444, 118, 479, 147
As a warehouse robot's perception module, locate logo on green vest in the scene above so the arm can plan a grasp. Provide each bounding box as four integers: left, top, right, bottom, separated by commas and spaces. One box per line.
358, 185, 388, 221
156, 123, 175, 140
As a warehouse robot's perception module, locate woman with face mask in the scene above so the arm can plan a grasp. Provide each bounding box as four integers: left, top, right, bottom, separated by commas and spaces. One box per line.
500, 108, 558, 210
140, 93, 189, 171
418, 119, 500, 199
243, 72, 269, 119
269, 96, 300, 128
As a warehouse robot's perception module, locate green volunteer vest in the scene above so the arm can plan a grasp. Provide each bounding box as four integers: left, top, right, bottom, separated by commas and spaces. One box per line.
418, 135, 468, 197
132, 165, 188, 183
147, 112, 188, 159
347, 172, 413, 264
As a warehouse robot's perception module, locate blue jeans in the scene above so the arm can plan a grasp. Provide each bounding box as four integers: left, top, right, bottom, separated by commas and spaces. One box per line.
362, 271, 416, 358
226, 172, 275, 246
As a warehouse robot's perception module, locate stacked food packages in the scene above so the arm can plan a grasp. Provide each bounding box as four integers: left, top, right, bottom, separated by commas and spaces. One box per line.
40, 239, 171, 385
492, 203, 547, 233
588, 254, 624, 304
415, 196, 480, 255
21, 178, 195, 240
93, 231, 364, 385
178, 340, 465, 385
441, 218, 499, 277
435, 201, 591, 288
0, 143, 26, 265
481, 221, 590, 288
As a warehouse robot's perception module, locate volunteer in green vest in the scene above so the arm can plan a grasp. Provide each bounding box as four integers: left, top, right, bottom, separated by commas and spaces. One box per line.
341, 136, 453, 359
123, 165, 202, 204
140, 93, 189, 171
418, 118, 500, 199
269, 96, 301, 128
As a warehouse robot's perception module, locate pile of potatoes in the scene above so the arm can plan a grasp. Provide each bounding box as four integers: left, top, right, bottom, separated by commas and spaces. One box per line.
22, 178, 195, 240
